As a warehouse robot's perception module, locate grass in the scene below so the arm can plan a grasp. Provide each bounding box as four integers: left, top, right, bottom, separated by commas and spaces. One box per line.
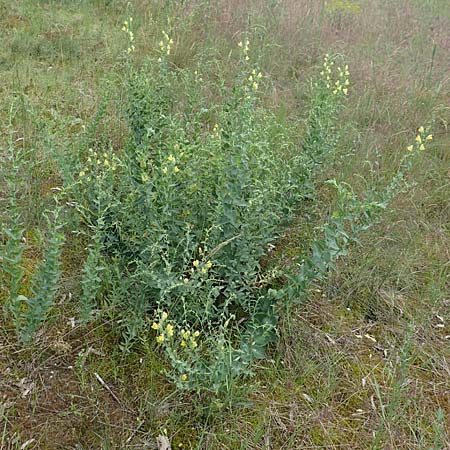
1, 0, 449, 448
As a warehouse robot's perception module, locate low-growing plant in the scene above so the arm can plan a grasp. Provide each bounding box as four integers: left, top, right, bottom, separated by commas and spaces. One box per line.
2, 210, 25, 332
54, 23, 434, 395
1, 140, 26, 334
17, 206, 65, 343
1, 120, 65, 342
2, 203, 65, 344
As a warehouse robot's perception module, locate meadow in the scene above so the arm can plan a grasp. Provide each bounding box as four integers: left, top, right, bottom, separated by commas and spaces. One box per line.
0, 0, 449, 449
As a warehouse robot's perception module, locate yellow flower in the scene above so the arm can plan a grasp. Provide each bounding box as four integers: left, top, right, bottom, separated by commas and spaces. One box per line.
245, 55, 249, 61
181, 374, 188, 381
104, 159, 109, 167
162, 167, 168, 175
426, 134, 433, 141
407, 145, 414, 152
167, 154, 175, 162
166, 324, 174, 337
180, 341, 186, 348
193, 331, 200, 337
174, 166, 180, 173
79, 171, 85, 178
418, 126, 424, 134
343, 88, 348, 95
201, 267, 207, 274
248, 75, 253, 81
206, 261, 212, 269
191, 341, 198, 348
419, 144, 425, 151
151, 322, 159, 330
257, 72, 262, 78
238, 41, 243, 47
162, 312, 168, 320
252, 82, 258, 90
182, 330, 190, 340
415, 135, 422, 143
156, 335, 165, 343
193, 260, 199, 267
183, 278, 189, 284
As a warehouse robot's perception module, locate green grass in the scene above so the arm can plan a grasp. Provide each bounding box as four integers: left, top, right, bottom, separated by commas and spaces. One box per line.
1, 0, 449, 448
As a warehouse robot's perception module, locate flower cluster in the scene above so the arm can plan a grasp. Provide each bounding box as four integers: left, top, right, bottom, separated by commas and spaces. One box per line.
121, 18, 135, 54
180, 328, 200, 349
158, 30, 173, 60
191, 254, 213, 274
182, 257, 213, 285
151, 311, 172, 343
238, 39, 250, 61
320, 55, 350, 95
151, 312, 203, 384
151, 312, 200, 349
193, 69, 203, 83
161, 152, 180, 175
248, 68, 263, 92
407, 126, 432, 152
78, 148, 117, 181
212, 123, 221, 137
